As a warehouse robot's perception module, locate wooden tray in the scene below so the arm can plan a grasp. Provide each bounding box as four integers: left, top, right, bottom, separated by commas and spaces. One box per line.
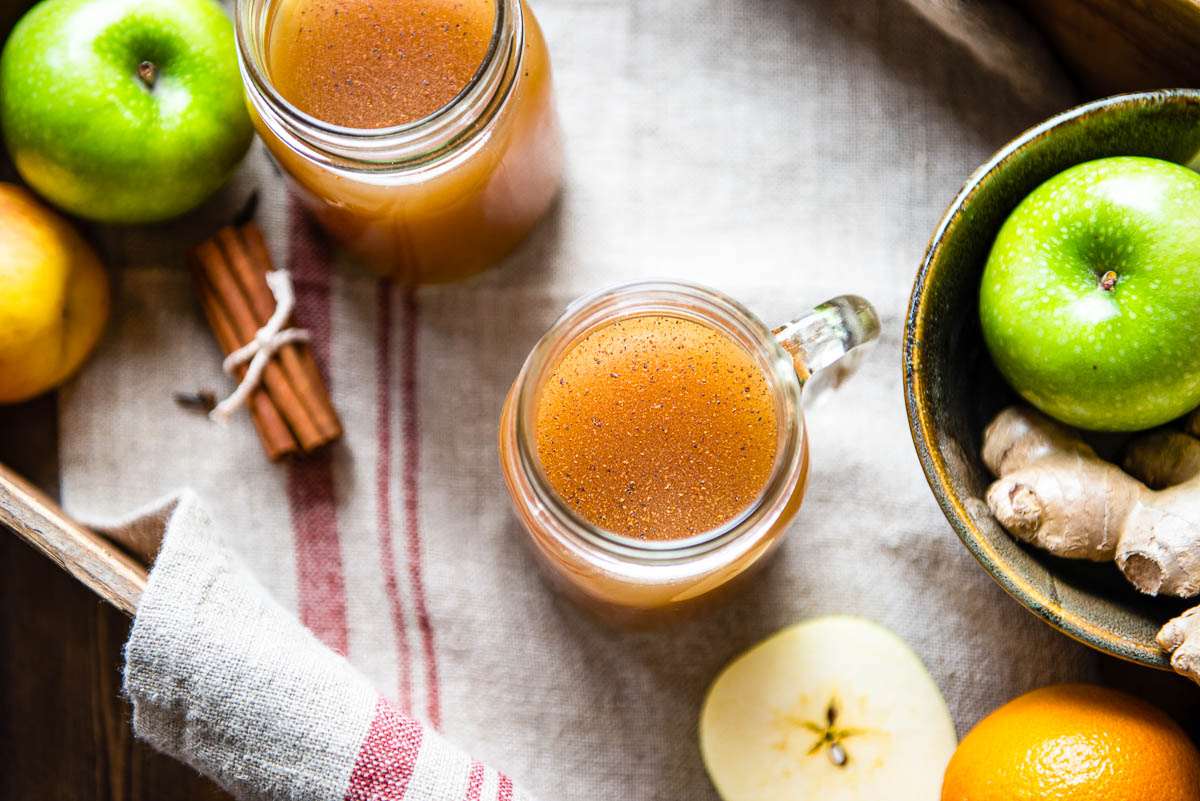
0, 462, 145, 616
1016, 0, 1200, 96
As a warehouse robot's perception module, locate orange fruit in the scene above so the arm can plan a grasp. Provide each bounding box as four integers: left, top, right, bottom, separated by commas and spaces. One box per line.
941, 684, 1200, 801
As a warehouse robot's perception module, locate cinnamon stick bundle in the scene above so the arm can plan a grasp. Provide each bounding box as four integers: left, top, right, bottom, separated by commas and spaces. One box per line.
189, 223, 342, 460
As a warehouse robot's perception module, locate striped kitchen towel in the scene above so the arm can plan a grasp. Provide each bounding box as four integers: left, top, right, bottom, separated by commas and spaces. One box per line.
123, 491, 532, 801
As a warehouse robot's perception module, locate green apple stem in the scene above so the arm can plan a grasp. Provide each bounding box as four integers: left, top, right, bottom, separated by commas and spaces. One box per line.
138, 60, 158, 89
1099, 270, 1118, 291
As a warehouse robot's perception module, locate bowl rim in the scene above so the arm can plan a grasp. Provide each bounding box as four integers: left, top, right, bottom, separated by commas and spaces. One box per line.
904, 88, 1200, 669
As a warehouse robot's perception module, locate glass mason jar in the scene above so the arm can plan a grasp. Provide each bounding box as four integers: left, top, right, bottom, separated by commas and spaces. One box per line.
499, 281, 880, 628
235, 0, 563, 283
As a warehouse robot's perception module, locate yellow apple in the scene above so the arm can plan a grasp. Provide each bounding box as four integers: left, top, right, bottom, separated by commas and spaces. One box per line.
0, 184, 109, 403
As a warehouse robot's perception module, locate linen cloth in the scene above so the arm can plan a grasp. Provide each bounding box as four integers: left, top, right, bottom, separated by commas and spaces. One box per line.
58, 1, 1106, 798
121, 491, 532, 801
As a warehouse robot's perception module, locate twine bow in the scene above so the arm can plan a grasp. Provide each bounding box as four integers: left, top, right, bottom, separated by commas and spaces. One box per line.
211, 270, 311, 424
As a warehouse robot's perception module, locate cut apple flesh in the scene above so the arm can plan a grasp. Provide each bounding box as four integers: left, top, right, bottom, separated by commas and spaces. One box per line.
699, 616, 957, 801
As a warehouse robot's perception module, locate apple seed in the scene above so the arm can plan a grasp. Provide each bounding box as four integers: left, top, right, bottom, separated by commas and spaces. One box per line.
798, 697, 867, 768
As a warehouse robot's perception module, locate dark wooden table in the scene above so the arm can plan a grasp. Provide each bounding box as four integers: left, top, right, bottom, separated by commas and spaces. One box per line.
0, 402, 229, 799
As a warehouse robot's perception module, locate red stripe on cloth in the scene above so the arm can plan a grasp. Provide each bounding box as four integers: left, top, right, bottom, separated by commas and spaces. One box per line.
464, 760, 485, 801
287, 203, 349, 654
345, 697, 424, 801
496, 774, 513, 801
376, 279, 413, 712
401, 287, 441, 728
288, 452, 348, 652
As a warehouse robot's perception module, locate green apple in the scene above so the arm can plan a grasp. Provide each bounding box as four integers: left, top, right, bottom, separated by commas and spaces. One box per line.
0, 0, 253, 223
980, 156, 1200, 432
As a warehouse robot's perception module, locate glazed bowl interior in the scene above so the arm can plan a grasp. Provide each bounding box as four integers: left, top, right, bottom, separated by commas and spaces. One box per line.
905, 89, 1200, 668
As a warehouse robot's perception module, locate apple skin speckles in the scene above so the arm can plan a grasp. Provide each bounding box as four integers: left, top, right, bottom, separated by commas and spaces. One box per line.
980, 156, 1200, 432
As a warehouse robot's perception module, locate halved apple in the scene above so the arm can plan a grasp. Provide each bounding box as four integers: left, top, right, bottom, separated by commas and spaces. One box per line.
699, 616, 956, 801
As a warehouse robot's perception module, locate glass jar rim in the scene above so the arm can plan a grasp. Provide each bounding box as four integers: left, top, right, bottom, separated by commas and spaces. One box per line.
512, 280, 807, 562
235, 0, 522, 165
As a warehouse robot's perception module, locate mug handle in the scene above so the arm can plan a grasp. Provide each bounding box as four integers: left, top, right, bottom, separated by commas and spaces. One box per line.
772, 295, 880, 407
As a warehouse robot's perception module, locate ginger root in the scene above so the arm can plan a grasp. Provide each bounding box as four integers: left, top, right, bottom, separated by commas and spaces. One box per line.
1123, 428, 1200, 489
983, 407, 1135, 563
983, 406, 1200, 597
984, 406, 1200, 685
1159, 607, 1200, 684
1184, 406, 1200, 440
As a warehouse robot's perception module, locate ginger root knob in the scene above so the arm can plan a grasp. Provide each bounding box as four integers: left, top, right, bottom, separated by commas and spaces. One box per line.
1159, 606, 1200, 684
982, 407, 1133, 561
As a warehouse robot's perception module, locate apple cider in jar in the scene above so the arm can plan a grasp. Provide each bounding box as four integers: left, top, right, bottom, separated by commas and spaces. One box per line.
536, 316, 781, 541
236, 0, 562, 282
500, 282, 880, 628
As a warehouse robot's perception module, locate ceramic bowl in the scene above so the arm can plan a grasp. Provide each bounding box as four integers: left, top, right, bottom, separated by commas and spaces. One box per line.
904, 89, 1200, 667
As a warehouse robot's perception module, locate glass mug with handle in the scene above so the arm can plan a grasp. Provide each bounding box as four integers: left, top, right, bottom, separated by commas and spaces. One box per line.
499, 281, 880, 628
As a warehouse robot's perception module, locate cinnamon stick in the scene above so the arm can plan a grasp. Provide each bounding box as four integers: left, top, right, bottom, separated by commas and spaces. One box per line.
193, 239, 326, 451
189, 227, 342, 459
217, 225, 343, 443
192, 266, 299, 460
241, 226, 342, 442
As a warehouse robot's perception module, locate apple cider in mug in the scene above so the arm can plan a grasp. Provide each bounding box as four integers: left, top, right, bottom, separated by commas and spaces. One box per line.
236, 0, 562, 282
536, 316, 779, 540
500, 283, 880, 628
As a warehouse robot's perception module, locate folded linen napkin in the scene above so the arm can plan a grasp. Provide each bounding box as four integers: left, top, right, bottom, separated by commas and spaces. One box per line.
122, 491, 532, 801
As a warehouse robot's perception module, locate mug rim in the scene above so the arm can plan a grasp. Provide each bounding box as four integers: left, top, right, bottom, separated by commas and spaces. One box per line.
511, 279, 807, 562
904, 88, 1200, 669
